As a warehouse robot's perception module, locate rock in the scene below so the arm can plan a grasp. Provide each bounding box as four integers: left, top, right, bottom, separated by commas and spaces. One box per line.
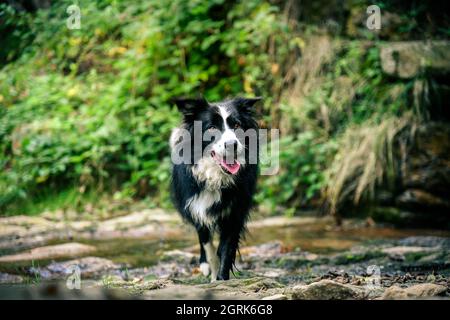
382, 246, 434, 256
0, 209, 183, 251
239, 277, 284, 292
382, 245, 438, 262
247, 216, 327, 229
94, 209, 180, 236
292, 280, 365, 300
262, 294, 288, 300
372, 123, 450, 228
0, 281, 135, 300
145, 262, 193, 279
161, 250, 196, 264
371, 207, 421, 227
380, 41, 450, 79
102, 277, 173, 295
0, 243, 96, 262
142, 284, 236, 300
253, 268, 288, 278
239, 240, 321, 272
331, 248, 385, 265
396, 189, 450, 212
44, 257, 119, 278
199, 277, 285, 299
240, 241, 285, 257
412, 80, 450, 121
0, 215, 54, 240
403, 124, 450, 195
398, 237, 450, 248
381, 283, 447, 299
103, 274, 287, 299
0, 272, 24, 284
417, 252, 449, 264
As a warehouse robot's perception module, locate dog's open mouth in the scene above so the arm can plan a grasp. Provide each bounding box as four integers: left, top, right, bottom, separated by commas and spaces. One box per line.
211, 151, 241, 175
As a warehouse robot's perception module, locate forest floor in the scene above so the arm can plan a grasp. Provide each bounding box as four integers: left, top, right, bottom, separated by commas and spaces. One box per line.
0, 208, 450, 299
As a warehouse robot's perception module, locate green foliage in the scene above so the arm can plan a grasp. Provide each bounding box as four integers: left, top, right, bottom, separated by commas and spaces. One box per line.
0, 3, 35, 64
0, 0, 296, 213
255, 39, 412, 215
0, 0, 423, 216
257, 132, 337, 215
293, 42, 409, 136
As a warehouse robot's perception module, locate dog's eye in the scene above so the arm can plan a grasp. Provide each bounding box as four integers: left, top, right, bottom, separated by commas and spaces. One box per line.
234, 123, 241, 129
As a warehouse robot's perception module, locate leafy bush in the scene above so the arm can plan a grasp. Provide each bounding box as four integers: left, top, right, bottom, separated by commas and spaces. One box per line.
0, 0, 425, 216
0, 0, 297, 213
257, 132, 337, 215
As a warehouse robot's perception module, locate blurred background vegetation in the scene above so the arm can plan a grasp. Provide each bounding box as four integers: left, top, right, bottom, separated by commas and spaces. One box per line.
0, 0, 449, 227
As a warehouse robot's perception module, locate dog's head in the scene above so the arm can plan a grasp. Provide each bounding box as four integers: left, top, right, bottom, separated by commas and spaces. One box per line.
172, 97, 260, 175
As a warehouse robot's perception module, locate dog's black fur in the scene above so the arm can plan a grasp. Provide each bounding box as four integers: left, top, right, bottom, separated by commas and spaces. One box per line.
170, 97, 260, 280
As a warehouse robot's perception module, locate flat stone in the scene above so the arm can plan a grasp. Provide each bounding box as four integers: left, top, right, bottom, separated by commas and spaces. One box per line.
262, 293, 288, 300
0, 243, 96, 262
0, 215, 55, 239
200, 277, 284, 297
0, 282, 134, 300
380, 41, 450, 79
142, 284, 239, 300
45, 257, 119, 278
162, 250, 196, 264
145, 262, 193, 278
292, 280, 364, 300
0, 272, 24, 284
396, 189, 450, 211
101, 277, 172, 295
0, 209, 183, 251
381, 283, 447, 299
382, 246, 434, 255
253, 268, 288, 278
248, 216, 326, 229
398, 237, 450, 248
96, 209, 179, 233
240, 241, 285, 257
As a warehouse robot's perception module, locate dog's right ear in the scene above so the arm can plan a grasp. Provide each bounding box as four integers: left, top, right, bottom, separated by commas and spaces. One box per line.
171, 97, 209, 118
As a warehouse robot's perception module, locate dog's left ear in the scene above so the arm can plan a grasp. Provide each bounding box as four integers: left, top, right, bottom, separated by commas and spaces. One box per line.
233, 97, 262, 112
171, 97, 209, 118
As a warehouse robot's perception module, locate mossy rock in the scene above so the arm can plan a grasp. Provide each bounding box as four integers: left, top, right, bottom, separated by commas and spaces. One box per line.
332, 250, 386, 265
200, 277, 285, 293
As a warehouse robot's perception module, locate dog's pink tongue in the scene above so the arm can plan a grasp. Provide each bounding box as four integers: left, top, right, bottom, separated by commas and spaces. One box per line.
220, 159, 241, 175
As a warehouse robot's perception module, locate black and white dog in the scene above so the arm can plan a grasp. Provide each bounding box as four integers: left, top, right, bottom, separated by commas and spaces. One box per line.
170, 97, 260, 281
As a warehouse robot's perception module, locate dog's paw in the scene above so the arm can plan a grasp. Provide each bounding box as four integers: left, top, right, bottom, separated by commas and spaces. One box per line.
200, 262, 210, 276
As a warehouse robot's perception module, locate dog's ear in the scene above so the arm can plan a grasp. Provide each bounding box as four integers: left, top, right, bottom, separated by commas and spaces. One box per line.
233, 97, 262, 112
171, 97, 209, 118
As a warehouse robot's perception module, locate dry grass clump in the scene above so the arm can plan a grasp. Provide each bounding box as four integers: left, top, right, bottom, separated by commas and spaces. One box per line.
324, 114, 417, 217
279, 34, 339, 134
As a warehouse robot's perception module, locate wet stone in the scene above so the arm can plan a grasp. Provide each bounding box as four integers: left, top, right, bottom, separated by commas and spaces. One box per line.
0, 272, 24, 284
381, 283, 447, 299
292, 280, 366, 300
0, 243, 96, 263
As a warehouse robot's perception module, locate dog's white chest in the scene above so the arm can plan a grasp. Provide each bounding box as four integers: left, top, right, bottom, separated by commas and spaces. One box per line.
185, 189, 221, 227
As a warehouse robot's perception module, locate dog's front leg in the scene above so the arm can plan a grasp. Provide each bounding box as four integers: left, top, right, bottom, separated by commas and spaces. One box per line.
197, 226, 219, 281
217, 227, 241, 281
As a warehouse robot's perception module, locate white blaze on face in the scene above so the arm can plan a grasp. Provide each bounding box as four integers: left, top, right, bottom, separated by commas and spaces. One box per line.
214, 105, 243, 158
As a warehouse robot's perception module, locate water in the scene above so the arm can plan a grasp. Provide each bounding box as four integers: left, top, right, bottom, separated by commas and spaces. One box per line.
1, 217, 449, 274
67, 219, 450, 268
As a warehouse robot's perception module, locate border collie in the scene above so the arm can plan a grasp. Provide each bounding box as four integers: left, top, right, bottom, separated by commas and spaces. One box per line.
170, 97, 260, 281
